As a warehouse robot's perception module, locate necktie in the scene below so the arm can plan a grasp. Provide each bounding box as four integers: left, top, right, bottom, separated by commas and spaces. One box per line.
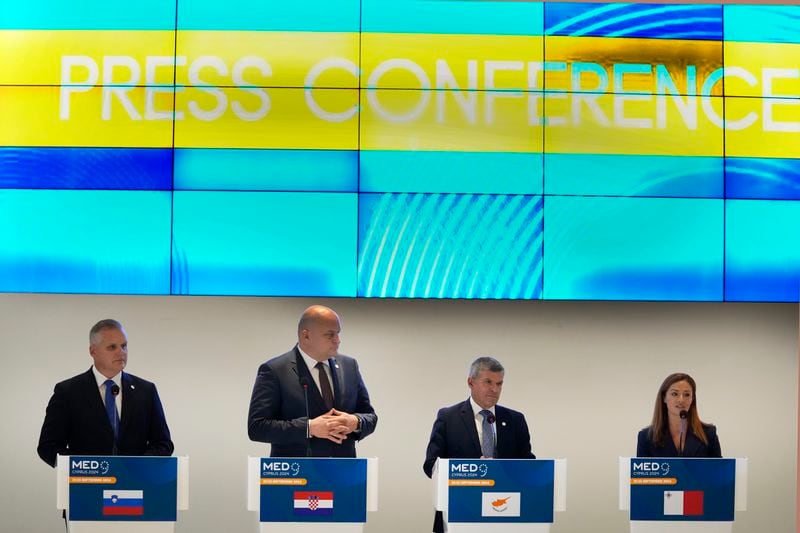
104, 379, 120, 442
480, 410, 495, 458
315, 362, 334, 410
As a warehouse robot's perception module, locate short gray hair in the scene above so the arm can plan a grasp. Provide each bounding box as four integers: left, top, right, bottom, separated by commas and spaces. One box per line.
469, 356, 504, 379
90, 319, 123, 343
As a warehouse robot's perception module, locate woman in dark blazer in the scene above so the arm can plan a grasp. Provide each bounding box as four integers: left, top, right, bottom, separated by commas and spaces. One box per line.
637, 372, 721, 457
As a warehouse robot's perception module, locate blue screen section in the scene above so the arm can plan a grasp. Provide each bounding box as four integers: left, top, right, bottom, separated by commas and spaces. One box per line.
362, 0, 543, 35
360, 151, 543, 194
544, 197, 723, 301
0, 147, 172, 190
0, 190, 171, 294
545, 154, 723, 198
544, 3, 722, 40
726, 200, 800, 302
177, 0, 359, 31
1, 0, 176, 29
724, 6, 800, 44
725, 158, 800, 200
358, 193, 543, 299
174, 149, 357, 192
172, 191, 357, 296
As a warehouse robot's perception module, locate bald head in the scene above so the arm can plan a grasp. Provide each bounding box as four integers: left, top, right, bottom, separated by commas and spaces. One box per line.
297, 306, 341, 361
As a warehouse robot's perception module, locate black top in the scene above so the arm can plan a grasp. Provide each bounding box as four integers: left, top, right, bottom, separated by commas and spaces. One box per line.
637, 424, 722, 457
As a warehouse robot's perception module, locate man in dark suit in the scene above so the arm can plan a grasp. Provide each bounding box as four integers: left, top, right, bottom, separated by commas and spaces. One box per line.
248, 305, 377, 457
423, 356, 535, 532
37, 319, 174, 468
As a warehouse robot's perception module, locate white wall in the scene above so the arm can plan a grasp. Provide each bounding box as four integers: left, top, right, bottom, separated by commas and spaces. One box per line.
1, 294, 796, 533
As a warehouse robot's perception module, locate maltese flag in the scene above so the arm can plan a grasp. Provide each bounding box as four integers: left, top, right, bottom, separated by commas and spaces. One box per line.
663, 490, 704, 516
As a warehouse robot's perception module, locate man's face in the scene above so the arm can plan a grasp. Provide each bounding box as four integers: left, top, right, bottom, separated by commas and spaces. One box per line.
301, 313, 341, 361
90, 327, 128, 378
468, 369, 504, 410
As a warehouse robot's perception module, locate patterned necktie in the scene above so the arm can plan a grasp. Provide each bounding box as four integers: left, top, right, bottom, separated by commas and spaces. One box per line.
104, 379, 120, 442
315, 362, 334, 410
480, 410, 495, 458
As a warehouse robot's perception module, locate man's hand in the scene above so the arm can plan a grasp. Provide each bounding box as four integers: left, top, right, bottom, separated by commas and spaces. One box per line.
330, 409, 360, 434
309, 410, 350, 443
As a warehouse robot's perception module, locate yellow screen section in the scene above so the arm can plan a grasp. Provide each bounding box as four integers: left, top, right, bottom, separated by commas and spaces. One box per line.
174, 87, 358, 149
545, 36, 723, 96
360, 90, 542, 152
724, 42, 800, 98
725, 97, 800, 158
361, 33, 543, 91
544, 93, 724, 156
175, 31, 360, 89
0, 86, 173, 147
0, 30, 176, 86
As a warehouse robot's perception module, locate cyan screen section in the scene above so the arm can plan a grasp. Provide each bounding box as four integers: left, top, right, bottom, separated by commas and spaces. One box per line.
0, 147, 172, 190
726, 199, 800, 302
174, 149, 357, 192
544, 3, 722, 40
726, 158, 800, 200
361, 0, 543, 35
545, 154, 722, 198
0, 190, 170, 294
177, 0, 359, 31
171, 191, 357, 296
360, 151, 543, 194
358, 193, 543, 299
544, 196, 723, 301
724, 6, 800, 44
1, 0, 176, 29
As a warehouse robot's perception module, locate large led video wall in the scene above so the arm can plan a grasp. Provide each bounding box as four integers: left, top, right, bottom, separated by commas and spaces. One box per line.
1, 1, 799, 301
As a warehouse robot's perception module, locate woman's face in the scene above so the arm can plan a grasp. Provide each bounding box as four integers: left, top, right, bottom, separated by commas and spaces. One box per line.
663, 379, 694, 418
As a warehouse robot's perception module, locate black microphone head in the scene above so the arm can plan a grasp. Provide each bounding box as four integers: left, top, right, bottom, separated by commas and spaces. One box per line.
299, 377, 310, 388
679, 410, 688, 419
487, 413, 496, 424
111, 384, 120, 396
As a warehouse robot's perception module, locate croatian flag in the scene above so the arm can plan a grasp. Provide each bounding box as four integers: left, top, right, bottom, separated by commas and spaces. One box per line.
102, 490, 144, 516
293, 491, 333, 516
663, 490, 704, 516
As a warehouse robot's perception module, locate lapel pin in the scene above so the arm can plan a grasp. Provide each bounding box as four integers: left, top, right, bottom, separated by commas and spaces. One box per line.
130, 385, 135, 390
501, 421, 507, 427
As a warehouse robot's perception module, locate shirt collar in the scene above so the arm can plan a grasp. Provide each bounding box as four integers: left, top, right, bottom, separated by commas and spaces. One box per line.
92, 366, 122, 388
469, 397, 495, 418
297, 345, 331, 372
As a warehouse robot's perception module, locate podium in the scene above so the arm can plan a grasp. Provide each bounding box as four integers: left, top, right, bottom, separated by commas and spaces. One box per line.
56, 455, 189, 533
619, 457, 748, 533
433, 458, 567, 532
247, 457, 378, 533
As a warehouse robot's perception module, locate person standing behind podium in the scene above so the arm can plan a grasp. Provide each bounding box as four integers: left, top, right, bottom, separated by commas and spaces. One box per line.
248, 305, 378, 457
37, 319, 174, 467
637, 372, 722, 457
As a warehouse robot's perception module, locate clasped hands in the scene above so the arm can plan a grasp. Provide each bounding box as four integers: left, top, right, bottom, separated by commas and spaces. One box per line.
309, 408, 359, 444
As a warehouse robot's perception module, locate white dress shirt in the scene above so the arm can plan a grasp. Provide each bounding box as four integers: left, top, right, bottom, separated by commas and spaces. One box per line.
92, 366, 122, 415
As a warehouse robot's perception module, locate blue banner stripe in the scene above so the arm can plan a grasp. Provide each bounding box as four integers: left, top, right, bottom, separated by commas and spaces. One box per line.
362, 0, 544, 36
0, 147, 172, 190
1, 1, 176, 30
724, 6, 800, 44
726, 157, 800, 200
544, 3, 722, 40
174, 148, 357, 192
360, 151, 542, 194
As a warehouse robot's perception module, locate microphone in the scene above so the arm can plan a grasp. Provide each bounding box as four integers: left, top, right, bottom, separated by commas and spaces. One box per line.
111, 384, 120, 396
486, 413, 496, 425
678, 410, 688, 455
300, 377, 312, 457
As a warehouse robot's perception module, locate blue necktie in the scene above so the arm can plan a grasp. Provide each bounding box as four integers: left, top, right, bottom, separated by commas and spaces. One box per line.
480, 410, 495, 458
104, 379, 119, 442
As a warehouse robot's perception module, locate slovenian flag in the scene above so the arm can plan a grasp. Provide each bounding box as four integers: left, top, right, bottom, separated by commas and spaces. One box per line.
102, 490, 144, 516
663, 490, 704, 516
293, 491, 333, 516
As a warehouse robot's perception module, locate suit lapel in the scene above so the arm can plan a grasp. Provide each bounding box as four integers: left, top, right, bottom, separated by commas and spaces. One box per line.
494, 406, 509, 457
80, 369, 114, 439
682, 430, 702, 456
119, 372, 134, 437
329, 357, 343, 409
459, 400, 482, 456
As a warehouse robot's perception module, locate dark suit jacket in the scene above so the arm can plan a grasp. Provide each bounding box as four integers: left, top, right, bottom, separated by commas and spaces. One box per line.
637, 424, 722, 457
423, 399, 535, 478
37, 368, 174, 467
248, 347, 378, 457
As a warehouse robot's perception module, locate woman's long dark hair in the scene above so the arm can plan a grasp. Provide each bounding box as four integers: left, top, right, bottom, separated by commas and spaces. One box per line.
648, 373, 709, 446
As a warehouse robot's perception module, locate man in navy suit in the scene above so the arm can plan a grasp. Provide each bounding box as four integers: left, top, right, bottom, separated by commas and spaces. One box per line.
423, 357, 534, 532
37, 319, 174, 468
248, 305, 377, 457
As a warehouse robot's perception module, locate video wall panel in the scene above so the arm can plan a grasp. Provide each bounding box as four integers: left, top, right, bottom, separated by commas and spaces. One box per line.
1, 1, 798, 301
